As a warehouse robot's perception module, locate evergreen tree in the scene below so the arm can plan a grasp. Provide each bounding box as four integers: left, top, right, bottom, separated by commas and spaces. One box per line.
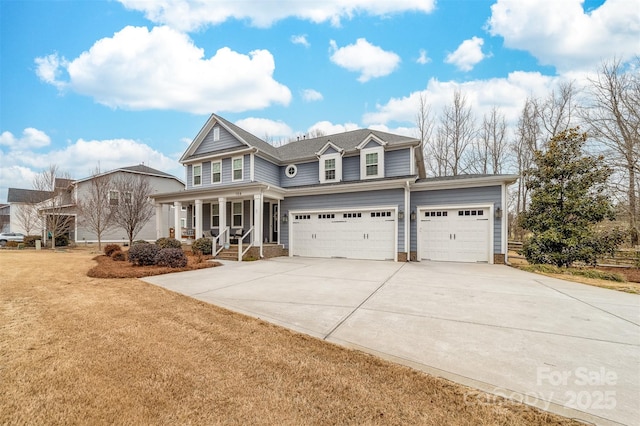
520, 128, 623, 267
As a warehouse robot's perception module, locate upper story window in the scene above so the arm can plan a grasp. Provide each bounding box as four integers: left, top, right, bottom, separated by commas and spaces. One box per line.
232, 156, 243, 182
122, 191, 132, 204
213, 126, 220, 141
212, 161, 221, 184
109, 190, 119, 206
360, 146, 384, 179
193, 164, 202, 186
319, 153, 342, 183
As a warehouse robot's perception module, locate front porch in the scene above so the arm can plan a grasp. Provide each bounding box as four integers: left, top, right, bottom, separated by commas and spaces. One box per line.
152, 183, 286, 261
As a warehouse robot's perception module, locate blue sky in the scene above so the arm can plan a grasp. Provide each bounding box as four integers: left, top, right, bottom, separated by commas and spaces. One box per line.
1, 0, 638, 202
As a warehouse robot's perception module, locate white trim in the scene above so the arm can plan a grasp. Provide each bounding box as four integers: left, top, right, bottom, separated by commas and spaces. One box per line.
182, 147, 255, 165
502, 182, 508, 263
411, 175, 519, 191
192, 163, 203, 187
288, 205, 398, 262
250, 152, 255, 182
360, 146, 385, 180
211, 160, 222, 184
319, 153, 342, 183
355, 134, 387, 149
315, 141, 344, 157
285, 164, 298, 178
416, 203, 494, 264
232, 156, 244, 182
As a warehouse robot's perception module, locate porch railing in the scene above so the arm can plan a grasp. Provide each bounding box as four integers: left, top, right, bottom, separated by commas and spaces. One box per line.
239, 226, 254, 261
213, 226, 230, 258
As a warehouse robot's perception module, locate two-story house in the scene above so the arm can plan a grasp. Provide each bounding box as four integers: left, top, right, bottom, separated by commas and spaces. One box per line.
150, 114, 517, 263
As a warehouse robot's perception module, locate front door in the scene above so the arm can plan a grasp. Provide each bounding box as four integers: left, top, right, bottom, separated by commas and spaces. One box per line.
272, 204, 278, 242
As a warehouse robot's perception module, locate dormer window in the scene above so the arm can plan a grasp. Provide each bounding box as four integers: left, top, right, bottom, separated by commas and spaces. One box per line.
324, 158, 336, 180
357, 137, 385, 180
317, 142, 344, 184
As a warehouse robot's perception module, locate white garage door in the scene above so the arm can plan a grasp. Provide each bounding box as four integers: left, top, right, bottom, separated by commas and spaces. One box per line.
291, 209, 396, 261
419, 208, 490, 263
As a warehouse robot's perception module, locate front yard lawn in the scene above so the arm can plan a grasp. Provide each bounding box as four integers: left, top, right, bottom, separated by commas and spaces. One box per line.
1, 249, 580, 425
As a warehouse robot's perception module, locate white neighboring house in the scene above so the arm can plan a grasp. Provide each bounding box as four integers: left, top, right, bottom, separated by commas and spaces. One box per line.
6, 187, 54, 236
6, 165, 186, 244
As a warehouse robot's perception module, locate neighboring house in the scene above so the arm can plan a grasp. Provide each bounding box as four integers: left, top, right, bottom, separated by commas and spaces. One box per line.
0, 204, 10, 233
150, 114, 518, 263
6, 165, 185, 244
72, 165, 185, 243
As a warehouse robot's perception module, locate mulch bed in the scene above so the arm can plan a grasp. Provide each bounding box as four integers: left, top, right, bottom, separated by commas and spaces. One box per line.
87, 251, 221, 278
597, 266, 640, 283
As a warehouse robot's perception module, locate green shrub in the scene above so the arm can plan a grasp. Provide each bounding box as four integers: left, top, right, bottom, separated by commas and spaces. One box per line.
192, 237, 213, 255
155, 248, 187, 268
111, 251, 127, 261
55, 235, 69, 247
104, 244, 122, 256
155, 237, 182, 249
128, 243, 160, 266
23, 235, 42, 248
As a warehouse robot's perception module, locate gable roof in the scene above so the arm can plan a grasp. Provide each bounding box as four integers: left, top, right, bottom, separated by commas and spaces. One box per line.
74, 164, 183, 184
182, 113, 420, 165
7, 188, 53, 203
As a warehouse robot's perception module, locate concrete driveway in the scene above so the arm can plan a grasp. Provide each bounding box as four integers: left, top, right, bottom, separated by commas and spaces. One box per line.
143, 257, 640, 426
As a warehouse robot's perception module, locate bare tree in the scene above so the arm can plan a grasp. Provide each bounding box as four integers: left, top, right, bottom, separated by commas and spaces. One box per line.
14, 197, 42, 235
535, 81, 578, 142
33, 165, 75, 248
415, 92, 436, 176
111, 173, 154, 246
436, 90, 476, 176
472, 106, 508, 174
76, 167, 116, 250
582, 58, 640, 245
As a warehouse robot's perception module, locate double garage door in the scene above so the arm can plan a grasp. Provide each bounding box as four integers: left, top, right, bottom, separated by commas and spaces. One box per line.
291, 209, 396, 261
419, 207, 491, 263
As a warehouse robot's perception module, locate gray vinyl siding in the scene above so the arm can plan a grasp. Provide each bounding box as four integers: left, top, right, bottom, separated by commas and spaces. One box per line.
193, 125, 244, 156
323, 146, 339, 155
280, 188, 405, 252
254, 156, 280, 186
279, 161, 318, 188
343, 156, 359, 181
385, 148, 410, 177
221, 154, 250, 183
410, 185, 502, 253
363, 140, 381, 149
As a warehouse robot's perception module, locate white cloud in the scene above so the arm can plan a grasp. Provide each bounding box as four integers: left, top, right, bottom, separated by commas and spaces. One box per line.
487, 0, 640, 72
416, 49, 431, 65
329, 38, 401, 82
118, 0, 436, 31
35, 26, 291, 114
235, 118, 293, 139
307, 121, 359, 135
291, 34, 310, 47
0, 128, 51, 149
445, 36, 486, 71
301, 89, 323, 102
0, 132, 182, 202
363, 71, 560, 128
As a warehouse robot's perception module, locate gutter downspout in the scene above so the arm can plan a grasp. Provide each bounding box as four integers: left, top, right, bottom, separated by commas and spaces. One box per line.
405, 180, 411, 261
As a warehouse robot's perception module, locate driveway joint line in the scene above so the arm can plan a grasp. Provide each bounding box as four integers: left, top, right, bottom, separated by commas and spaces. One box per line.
322, 263, 407, 340
533, 279, 640, 327
356, 307, 640, 347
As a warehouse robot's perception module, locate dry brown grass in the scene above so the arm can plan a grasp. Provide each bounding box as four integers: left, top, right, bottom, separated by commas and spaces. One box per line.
0, 249, 581, 425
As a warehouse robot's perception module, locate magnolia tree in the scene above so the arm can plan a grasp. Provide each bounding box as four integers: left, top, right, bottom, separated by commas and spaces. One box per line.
519, 128, 624, 267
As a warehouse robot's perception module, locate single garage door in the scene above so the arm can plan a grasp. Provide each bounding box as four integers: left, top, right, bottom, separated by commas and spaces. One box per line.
291, 209, 396, 261
419, 207, 490, 263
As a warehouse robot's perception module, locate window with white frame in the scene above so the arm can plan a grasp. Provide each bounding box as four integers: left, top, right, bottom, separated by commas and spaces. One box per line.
360, 146, 384, 179
211, 161, 221, 184
232, 157, 243, 181
211, 203, 220, 227
319, 153, 341, 183
213, 126, 220, 141
180, 218, 187, 228
232, 202, 243, 227
192, 164, 202, 186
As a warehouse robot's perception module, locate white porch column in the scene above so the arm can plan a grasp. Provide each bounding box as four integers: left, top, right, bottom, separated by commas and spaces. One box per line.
195, 199, 203, 240
174, 201, 182, 240
253, 193, 263, 247
155, 203, 163, 239
218, 197, 227, 244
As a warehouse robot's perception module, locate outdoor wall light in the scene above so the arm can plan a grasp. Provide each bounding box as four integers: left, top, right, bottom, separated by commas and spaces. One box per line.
398, 210, 404, 220
282, 213, 288, 223
495, 207, 502, 219
410, 211, 416, 221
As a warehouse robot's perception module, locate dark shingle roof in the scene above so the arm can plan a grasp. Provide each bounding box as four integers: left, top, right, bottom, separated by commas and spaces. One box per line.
7, 188, 53, 203
119, 164, 176, 179
207, 114, 419, 164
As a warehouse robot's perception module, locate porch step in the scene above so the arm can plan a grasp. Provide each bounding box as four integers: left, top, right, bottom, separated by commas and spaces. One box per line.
214, 244, 245, 261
